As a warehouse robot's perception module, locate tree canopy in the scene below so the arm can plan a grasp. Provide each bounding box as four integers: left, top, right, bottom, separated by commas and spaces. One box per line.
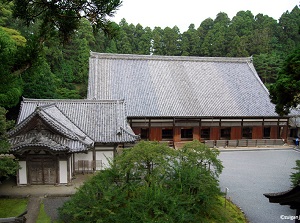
269, 48, 300, 115
59, 140, 224, 222
0, 2, 299, 113
0, 1, 299, 142
0, 107, 19, 180
12, 0, 122, 42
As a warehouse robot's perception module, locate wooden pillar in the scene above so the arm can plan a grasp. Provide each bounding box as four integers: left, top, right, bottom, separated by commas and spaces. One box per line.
277, 118, 280, 139
193, 126, 200, 140
148, 118, 153, 141
286, 119, 289, 142
174, 127, 181, 142
199, 118, 202, 141
55, 155, 59, 185
93, 147, 96, 171
72, 154, 75, 177
67, 154, 71, 184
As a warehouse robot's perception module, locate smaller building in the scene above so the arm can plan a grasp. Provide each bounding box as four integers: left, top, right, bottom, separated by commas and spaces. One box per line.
8, 98, 138, 185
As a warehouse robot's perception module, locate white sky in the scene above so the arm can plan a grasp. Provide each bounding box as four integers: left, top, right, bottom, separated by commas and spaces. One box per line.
111, 0, 299, 32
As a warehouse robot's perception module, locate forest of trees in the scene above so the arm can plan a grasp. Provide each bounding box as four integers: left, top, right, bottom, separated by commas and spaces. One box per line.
0, 1, 300, 116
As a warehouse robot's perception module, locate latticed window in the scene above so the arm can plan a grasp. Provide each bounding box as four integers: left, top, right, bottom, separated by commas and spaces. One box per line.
201, 128, 210, 140
221, 128, 231, 139
162, 128, 173, 140
181, 128, 193, 140
264, 127, 271, 138
242, 127, 252, 139
141, 128, 149, 139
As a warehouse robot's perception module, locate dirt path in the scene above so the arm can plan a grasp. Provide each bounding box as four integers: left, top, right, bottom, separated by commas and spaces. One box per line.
25, 197, 41, 223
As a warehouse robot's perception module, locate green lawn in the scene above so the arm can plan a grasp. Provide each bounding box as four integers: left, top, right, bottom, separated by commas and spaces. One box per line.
0, 198, 28, 218
36, 203, 51, 223
0, 197, 247, 223
208, 196, 248, 223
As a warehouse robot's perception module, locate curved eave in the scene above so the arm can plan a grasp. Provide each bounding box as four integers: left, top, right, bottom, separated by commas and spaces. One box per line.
10, 143, 91, 153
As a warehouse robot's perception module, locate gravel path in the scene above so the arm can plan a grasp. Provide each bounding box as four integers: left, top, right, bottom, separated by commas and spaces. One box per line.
25, 197, 41, 223
43, 197, 71, 221
219, 149, 299, 223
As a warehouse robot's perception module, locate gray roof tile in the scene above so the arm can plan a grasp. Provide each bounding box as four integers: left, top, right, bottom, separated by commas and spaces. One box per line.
87, 53, 278, 117
14, 99, 138, 144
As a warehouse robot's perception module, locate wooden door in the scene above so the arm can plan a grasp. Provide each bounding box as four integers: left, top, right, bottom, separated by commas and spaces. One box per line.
29, 156, 57, 185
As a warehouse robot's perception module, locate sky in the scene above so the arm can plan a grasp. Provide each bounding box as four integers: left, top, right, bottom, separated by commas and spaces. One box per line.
111, 0, 299, 32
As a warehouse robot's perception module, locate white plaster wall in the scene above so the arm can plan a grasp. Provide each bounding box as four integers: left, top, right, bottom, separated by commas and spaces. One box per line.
75, 151, 93, 172
74, 151, 93, 162
74, 148, 114, 171
59, 160, 68, 184
95, 150, 114, 170
18, 161, 27, 185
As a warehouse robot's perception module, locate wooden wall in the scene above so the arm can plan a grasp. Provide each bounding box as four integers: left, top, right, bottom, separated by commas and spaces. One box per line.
132, 127, 141, 135
252, 126, 263, 139
130, 118, 289, 142
231, 127, 242, 140
210, 127, 219, 140
149, 127, 162, 141
193, 127, 200, 140
270, 126, 278, 139
281, 126, 288, 140
131, 126, 288, 141
173, 127, 181, 142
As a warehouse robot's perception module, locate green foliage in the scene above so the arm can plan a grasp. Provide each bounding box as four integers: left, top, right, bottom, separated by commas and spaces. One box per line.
1, 2, 300, 117
0, 26, 23, 107
253, 52, 283, 86
0, 107, 10, 152
269, 48, 300, 115
12, 0, 122, 42
36, 203, 51, 223
22, 57, 59, 99
291, 160, 300, 187
59, 140, 224, 222
0, 107, 19, 179
0, 0, 13, 26
0, 198, 28, 217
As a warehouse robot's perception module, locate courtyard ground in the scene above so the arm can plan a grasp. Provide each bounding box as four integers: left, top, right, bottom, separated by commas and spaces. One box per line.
219, 148, 298, 223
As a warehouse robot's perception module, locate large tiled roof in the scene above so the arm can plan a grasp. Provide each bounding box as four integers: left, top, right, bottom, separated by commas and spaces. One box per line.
87, 52, 279, 117
13, 99, 138, 144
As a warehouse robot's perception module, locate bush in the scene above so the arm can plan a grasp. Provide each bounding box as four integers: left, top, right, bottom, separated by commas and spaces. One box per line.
291, 160, 300, 187
59, 140, 223, 222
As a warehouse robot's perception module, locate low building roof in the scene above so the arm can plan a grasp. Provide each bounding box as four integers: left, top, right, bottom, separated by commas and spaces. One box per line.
9, 103, 94, 153
87, 52, 280, 117
264, 185, 300, 210
12, 98, 138, 144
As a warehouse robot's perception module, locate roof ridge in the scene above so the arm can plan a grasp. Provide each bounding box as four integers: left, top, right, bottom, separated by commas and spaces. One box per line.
22, 97, 125, 104
90, 52, 252, 63
246, 62, 270, 94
